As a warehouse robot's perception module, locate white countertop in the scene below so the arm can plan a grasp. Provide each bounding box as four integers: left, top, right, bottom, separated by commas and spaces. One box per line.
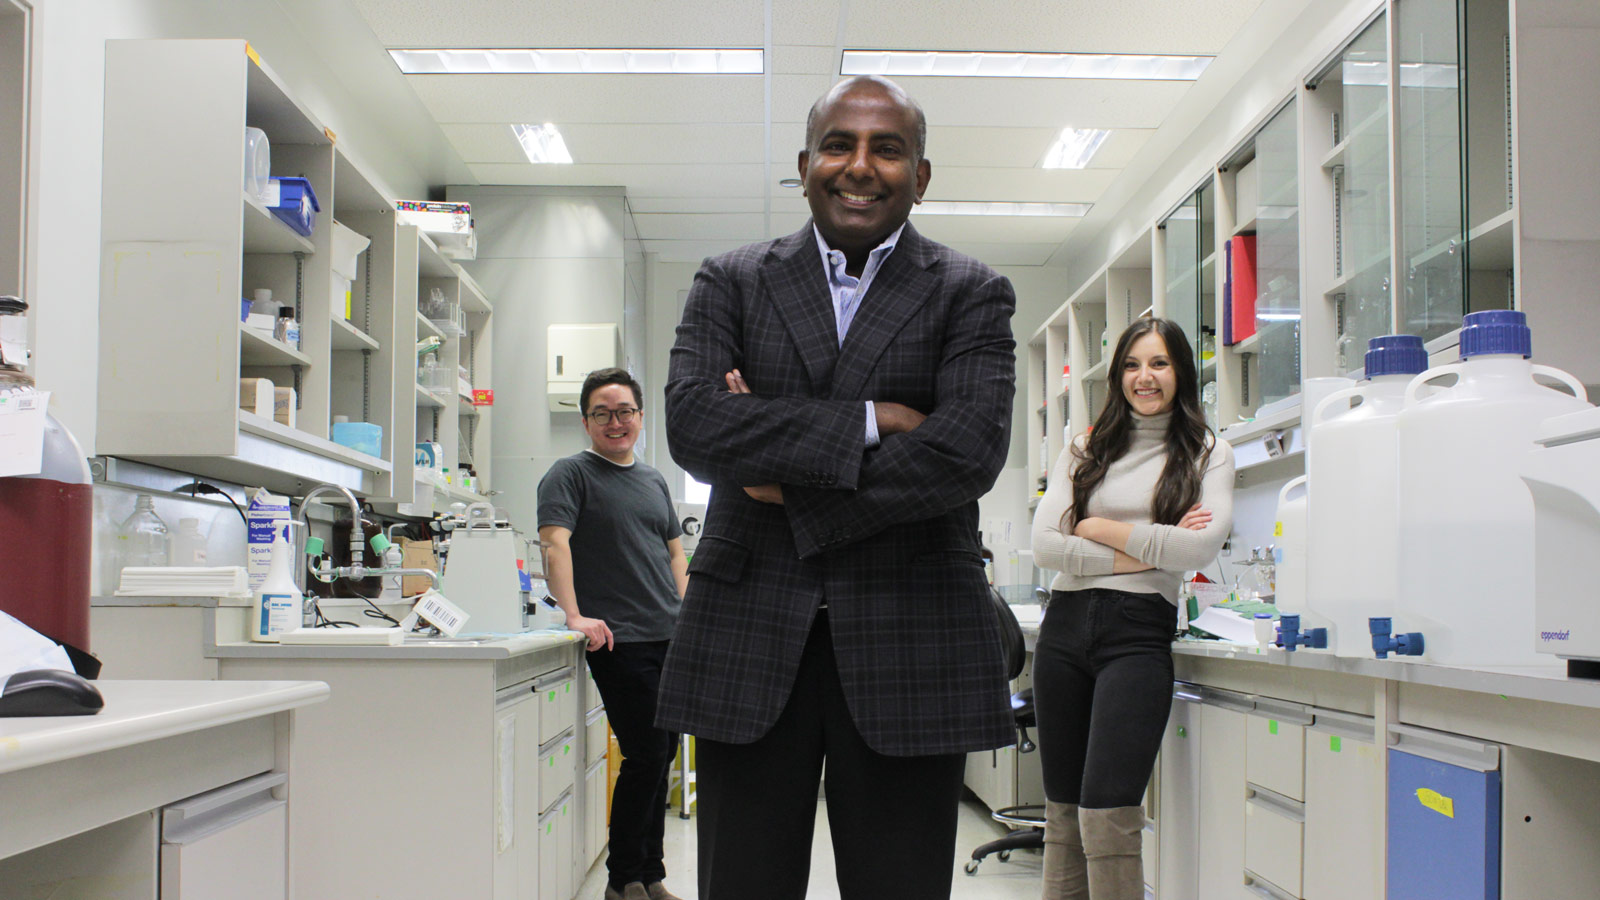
209, 628, 584, 660
1020, 615, 1600, 711
0, 679, 328, 775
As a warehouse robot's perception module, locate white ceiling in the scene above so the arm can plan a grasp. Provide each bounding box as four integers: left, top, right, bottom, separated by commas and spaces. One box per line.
345, 0, 1268, 263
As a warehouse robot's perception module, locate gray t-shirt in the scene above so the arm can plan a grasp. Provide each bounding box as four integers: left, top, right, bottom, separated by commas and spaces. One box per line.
536, 451, 683, 642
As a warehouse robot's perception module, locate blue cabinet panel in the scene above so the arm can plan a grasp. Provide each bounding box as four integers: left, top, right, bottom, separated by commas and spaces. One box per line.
1387, 748, 1500, 900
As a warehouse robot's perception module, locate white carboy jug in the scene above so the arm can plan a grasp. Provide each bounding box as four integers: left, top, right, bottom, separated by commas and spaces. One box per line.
1393, 311, 1590, 667
1305, 335, 1428, 656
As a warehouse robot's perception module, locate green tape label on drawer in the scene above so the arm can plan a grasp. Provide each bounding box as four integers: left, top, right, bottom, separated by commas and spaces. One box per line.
1177, 726, 1187, 738
1268, 720, 1279, 735
548, 691, 557, 701
565, 683, 571, 693
1330, 735, 1342, 753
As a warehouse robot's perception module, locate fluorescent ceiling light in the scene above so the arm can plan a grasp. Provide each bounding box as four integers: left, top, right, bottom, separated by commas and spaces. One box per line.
389, 48, 763, 75
512, 123, 572, 164
842, 50, 1211, 81
1041, 128, 1111, 169
914, 201, 1091, 217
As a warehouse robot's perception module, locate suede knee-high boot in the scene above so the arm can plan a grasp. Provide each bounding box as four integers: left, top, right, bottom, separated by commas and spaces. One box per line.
1078, 805, 1145, 900
1041, 800, 1089, 900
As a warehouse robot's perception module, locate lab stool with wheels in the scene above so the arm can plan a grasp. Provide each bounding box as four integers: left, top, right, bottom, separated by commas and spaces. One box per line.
965, 688, 1045, 874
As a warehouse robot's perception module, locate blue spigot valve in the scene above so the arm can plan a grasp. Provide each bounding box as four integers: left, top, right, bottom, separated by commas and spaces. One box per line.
1369, 617, 1425, 659
1277, 614, 1328, 652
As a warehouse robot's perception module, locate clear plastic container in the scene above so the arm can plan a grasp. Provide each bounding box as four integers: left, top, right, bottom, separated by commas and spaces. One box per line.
244, 127, 271, 202
172, 517, 208, 566
117, 494, 169, 571
1271, 476, 1308, 617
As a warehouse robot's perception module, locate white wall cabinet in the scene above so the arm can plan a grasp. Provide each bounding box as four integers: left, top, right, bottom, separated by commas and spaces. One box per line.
96, 38, 494, 509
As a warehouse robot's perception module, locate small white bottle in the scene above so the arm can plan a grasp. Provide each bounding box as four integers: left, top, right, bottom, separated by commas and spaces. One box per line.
251, 524, 302, 642
172, 518, 208, 566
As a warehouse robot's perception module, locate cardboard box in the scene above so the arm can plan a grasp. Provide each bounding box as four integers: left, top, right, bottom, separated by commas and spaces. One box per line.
273, 386, 297, 429
399, 538, 438, 597
239, 378, 275, 417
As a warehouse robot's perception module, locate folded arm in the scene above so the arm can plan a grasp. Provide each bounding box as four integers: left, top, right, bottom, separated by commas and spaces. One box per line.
1122, 441, 1236, 572
665, 256, 872, 491
1031, 441, 1155, 576
779, 272, 1017, 557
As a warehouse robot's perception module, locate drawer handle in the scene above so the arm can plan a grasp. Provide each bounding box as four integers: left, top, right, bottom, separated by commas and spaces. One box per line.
1245, 785, 1305, 822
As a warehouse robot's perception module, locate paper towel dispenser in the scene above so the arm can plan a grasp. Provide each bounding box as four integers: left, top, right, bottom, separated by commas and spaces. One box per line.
548, 323, 620, 412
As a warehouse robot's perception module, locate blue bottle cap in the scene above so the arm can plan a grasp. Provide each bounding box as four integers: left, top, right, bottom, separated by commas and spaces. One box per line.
1459, 309, 1532, 359
1365, 334, 1427, 377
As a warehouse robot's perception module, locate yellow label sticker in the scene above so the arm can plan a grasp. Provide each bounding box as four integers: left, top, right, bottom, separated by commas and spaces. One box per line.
1273, 522, 1284, 537
245, 43, 261, 66
1417, 788, 1455, 819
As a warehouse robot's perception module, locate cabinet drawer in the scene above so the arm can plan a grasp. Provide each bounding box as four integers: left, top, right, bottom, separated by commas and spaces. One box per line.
539, 730, 576, 813
537, 669, 578, 738
538, 791, 575, 900
1304, 715, 1383, 900
585, 758, 608, 865
1244, 786, 1304, 898
1247, 709, 1307, 801
586, 710, 609, 768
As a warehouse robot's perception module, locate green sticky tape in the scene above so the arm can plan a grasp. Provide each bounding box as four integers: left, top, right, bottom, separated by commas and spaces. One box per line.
1269, 719, 1279, 735
564, 745, 570, 755
565, 683, 571, 693
548, 691, 556, 701
547, 823, 553, 835
1330, 735, 1342, 753
1177, 726, 1188, 738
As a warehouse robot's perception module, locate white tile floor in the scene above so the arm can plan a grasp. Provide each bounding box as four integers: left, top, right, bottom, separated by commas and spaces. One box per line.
575, 798, 1043, 900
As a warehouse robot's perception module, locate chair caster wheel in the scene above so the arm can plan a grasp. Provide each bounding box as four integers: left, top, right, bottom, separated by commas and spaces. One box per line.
964, 859, 980, 875
998, 850, 1011, 862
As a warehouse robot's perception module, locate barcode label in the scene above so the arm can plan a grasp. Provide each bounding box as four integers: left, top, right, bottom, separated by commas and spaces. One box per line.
416, 590, 469, 637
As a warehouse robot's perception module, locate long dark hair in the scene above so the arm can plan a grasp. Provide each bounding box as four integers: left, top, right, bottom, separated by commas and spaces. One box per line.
1067, 317, 1213, 528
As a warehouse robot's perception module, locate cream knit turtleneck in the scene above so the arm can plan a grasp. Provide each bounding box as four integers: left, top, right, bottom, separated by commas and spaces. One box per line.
1030, 410, 1236, 605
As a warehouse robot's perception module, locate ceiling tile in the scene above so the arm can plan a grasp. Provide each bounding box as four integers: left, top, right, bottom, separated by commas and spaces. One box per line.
837, 0, 1264, 54
773, 44, 837, 76
350, 0, 765, 47
633, 213, 770, 240
629, 197, 764, 214
410, 74, 766, 125
923, 167, 1118, 203
444, 122, 766, 165
909, 214, 1081, 245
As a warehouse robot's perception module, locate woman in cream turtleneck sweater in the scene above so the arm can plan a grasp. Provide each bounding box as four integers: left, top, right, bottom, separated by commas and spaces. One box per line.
1030, 317, 1234, 900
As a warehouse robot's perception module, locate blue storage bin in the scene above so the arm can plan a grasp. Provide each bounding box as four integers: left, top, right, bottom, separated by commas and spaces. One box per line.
266, 176, 320, 237
331, 421, 382, 459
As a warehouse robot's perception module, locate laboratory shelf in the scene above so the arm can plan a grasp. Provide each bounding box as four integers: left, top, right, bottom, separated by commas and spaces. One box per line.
416, 311, 444, 342
458, 391, 479, 417
416, 383, 446, 408
1319, 109, 1387, 171
239, 324, 312, 368
239, 412, 390, 473
458, 269, 494, 314
330, 316, 379, 352
437, 483, 484, 506
1406, 209, 1516, 272
1230, 332, 1263, 355
1321, 253, 1389, 298
242, 192, 316, 255
1081, 358, 1110, 382
417, 231, 455, 278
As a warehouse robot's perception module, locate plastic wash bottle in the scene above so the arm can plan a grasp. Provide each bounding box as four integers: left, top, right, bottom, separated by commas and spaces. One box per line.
251, 524, 302, 642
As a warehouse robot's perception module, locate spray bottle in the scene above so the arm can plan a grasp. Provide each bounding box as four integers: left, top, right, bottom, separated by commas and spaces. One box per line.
251, 523, 302, 642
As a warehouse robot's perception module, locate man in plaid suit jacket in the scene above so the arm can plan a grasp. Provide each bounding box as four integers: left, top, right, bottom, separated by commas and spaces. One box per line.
660, 75, 1017, 899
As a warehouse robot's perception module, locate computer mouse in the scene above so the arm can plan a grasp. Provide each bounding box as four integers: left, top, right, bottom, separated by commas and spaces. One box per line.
0, 668, 105, 717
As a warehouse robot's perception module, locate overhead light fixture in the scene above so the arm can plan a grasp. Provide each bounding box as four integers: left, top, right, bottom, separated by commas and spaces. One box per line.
1041, 128, 1111, 169
778, 178, 802, 188
512, 123, 573, 164
914, 201, 1091, 217
389, 48, 764, 75
841, 50, 1211, 81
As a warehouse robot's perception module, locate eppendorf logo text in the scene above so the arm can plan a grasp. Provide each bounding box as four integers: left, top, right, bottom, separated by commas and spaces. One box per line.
1540, 629, 1572, 642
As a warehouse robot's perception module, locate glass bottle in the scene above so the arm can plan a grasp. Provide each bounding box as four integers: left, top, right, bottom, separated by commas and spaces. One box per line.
420, 352, 440, 390
172, 517, 208, 566
117, 494, 170, 571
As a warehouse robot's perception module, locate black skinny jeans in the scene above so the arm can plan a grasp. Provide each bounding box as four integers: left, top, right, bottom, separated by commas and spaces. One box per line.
1032, 588, 1176, 809
585, 639, 679, 889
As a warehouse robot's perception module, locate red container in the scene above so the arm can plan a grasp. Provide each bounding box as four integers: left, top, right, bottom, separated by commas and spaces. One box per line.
0, 413, 93, 653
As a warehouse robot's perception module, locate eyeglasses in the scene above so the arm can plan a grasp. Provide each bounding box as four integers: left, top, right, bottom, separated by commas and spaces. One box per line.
585, 407, 639, 425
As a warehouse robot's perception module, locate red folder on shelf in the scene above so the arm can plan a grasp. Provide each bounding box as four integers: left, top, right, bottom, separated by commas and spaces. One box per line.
1222, 240, 1234, 346
1230, 234, 1257, 344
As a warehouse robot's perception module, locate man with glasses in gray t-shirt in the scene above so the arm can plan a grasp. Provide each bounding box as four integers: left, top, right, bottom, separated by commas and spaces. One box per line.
538, 367, 689, 900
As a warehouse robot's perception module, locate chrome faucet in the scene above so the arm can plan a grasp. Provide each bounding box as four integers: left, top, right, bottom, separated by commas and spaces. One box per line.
294, 483, 365, 593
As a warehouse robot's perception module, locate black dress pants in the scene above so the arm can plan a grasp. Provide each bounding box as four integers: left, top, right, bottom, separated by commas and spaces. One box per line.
695, 610, 967, 900
585, 639, 679, 889
1032, 588, 1176, 809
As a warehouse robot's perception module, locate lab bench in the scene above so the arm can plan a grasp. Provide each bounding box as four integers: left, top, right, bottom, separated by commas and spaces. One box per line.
0, 679, 328, 898
1015, 621, 1600, 899
88, 597, 608, 900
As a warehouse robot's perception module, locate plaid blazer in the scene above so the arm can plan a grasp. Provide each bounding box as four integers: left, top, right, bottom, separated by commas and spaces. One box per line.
657, 222, 1017, 756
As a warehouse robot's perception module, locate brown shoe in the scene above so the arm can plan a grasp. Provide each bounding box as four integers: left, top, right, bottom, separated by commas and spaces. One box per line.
645, 883, 683, 900
605, 884, 650, 900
